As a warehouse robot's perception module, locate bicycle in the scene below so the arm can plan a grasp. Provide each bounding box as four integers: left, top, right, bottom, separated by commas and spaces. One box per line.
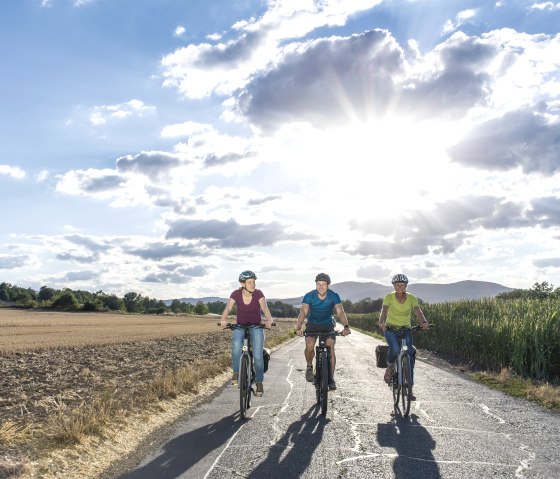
303, 330, 343, 417
220, 322, 274, 419
385, 325, 423, 418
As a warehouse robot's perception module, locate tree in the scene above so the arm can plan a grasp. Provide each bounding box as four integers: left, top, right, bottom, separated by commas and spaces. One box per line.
123, 292, 143, 313
194, 301, 208, 315
38, 285, 56, 301
51, 291, 79, 310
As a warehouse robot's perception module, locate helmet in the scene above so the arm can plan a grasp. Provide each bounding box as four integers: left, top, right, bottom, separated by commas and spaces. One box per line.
391, 273, 408, 284
315, 273, 331, 285
238, 270, 257, 282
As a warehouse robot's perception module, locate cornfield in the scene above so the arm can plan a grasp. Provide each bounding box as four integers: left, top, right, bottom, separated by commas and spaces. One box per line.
348, 298, 560, 381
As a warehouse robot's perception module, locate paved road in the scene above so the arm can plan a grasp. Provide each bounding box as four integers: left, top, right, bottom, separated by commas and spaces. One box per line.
112, 330, 560, 479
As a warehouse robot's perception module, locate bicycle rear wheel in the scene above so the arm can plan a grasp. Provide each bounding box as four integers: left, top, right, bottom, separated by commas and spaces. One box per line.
401, 355, 412, 417
320, 349, 329, 416
239, 355, 250, 419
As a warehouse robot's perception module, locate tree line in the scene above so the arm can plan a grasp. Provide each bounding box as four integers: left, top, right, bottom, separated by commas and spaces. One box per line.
0, 282, 299, 317
2, 280, 555, 317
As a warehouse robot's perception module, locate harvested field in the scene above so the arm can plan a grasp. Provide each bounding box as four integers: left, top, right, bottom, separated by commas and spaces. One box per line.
0, 309, 295, 478
0, 309, 221, 352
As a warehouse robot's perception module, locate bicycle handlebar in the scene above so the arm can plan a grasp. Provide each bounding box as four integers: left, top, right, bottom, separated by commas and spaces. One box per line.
302, 330, 344, 337
385, 324, 434, 332
217, 322, 276, 329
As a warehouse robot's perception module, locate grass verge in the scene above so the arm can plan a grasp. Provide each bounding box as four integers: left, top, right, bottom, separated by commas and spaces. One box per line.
353, 326, 560, 413
471, 368, 560, 412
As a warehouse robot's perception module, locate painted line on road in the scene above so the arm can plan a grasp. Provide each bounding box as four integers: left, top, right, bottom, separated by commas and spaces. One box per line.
202, 406, 263, 479
479, 403, 506, 424
280, 359, 295, 413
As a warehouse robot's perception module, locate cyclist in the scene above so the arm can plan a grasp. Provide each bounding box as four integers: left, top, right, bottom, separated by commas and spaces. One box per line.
220, 270, 273, 397
295, 273, 351, 390
378, 274, 429, 399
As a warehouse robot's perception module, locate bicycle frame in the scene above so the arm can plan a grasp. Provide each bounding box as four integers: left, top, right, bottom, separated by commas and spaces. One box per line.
304, 331, 342, 417
221, 322, 272, 420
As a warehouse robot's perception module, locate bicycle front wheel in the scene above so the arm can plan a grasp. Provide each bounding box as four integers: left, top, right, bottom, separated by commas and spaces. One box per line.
401, 355, 412, 417
239, 355, 250, 419
320, 349, 329, 416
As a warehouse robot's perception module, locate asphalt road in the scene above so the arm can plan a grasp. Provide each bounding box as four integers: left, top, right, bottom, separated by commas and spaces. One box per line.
111, 330, 560, 479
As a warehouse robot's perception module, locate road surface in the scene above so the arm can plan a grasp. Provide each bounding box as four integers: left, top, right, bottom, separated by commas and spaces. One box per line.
108, 330, 560, 478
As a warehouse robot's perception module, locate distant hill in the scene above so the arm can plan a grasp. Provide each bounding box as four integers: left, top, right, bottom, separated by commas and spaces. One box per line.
275, 280, 514, 305
165, 280, 514, 306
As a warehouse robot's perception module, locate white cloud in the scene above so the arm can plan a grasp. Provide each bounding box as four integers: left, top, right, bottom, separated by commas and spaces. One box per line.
174, 26, 186, 37
89, 99, 156, 126
0, 164, 26, 179
529, 2, 560, 11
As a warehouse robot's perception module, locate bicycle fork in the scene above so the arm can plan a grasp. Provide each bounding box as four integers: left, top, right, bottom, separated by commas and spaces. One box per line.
240, 338, 253, 391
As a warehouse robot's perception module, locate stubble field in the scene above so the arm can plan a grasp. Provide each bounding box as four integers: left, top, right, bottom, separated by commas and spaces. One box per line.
0, 308, 295, 478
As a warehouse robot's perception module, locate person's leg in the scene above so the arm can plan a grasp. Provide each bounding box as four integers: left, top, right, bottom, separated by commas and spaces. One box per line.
305, 335, 316, 381
250, 326, 265, 383
384, 330, 400, 382
231, 327, 244, 382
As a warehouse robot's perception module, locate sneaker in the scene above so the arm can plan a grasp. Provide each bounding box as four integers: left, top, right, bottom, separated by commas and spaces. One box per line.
231, 372, 238, 385
410, 394, 416, 401
384, 364, 394, 384
305, 366, 314, 382
255, 383, 264, 397
328, 380, 337, 391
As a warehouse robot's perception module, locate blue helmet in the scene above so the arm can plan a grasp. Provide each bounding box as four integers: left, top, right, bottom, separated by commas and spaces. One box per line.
391, 273, 408, 284
239, 270, 257, 282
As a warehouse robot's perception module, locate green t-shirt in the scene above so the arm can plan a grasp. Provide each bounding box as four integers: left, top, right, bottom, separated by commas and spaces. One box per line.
383, 292, 419, 327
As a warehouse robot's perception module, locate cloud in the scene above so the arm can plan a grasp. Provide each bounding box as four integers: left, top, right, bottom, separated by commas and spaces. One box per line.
116, 151, 183, 179
166, 218, 289, 248
64, 270, 99, 281
127, 242, 211, 260
533, 257, 560, 267
174, 26, 186, 37
56, 252, 98, 264
141, 265, 211, 284
203, 151, 257, 167
247, 195, 281, 206
89, 99, 155, 126
346, 194, 560, 259
0, 255, 29, 269
447, 106, 560, 174
442, 8, 479, 34
236, 28, 499, 132
0, 165, 26, 180
529, 2, 560, 11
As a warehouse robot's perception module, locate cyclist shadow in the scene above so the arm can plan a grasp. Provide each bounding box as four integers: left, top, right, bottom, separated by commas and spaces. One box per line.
115, 413, 241, 479
248, 405, 329, 478
377, 414, 441, 479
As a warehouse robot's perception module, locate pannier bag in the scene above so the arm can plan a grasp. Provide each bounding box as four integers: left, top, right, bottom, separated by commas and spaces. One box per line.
263, 348, 271, 372
375, 344, 389, 368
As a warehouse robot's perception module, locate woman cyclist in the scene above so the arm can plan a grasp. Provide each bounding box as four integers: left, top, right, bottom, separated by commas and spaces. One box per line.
378, 274, 429, 400
220, 270, 273, 397
295, 273, 351, 391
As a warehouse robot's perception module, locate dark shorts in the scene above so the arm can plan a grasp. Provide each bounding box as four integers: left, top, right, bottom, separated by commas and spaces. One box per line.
304, 322, 336, 341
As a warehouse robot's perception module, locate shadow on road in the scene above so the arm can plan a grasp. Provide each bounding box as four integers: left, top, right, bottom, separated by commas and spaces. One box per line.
117, 412, 242, 479
377, 414, 441, 479
248, 405, 329, 478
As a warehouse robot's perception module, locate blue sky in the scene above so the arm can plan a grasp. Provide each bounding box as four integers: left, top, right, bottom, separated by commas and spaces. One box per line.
1, 0, 560, 300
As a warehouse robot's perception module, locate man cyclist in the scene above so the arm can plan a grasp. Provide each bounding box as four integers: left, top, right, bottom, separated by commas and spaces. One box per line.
295, 273, 351, 390
378, 273, 429, 400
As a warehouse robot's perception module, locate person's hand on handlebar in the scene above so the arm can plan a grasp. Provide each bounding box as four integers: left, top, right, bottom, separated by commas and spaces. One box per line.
378, 321, 387, 332
420, 320, 429, 331
295, 328, 304, 337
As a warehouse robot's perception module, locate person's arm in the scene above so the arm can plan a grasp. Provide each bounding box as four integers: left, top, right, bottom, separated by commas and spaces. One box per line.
378, 304, 389, 331
334, 303, 351, 335
414, 306, 429, 330
295, 304, 309, 336
220, 298, 236, 327
259, 297, 273, 328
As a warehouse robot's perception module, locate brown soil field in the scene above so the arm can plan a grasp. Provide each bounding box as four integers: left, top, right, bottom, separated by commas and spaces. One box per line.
0, 309, 295, 478
0, 309, 221, 352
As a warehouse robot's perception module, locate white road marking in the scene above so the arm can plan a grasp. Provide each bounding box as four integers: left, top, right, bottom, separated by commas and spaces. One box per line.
479, 403, 506, 424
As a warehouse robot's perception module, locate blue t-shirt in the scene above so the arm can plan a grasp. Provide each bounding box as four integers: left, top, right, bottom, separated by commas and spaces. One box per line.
302, 289, 341, 325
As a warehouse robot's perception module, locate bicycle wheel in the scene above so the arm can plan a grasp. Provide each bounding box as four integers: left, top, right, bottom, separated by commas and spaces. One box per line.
392, 366, 400, 415
239, 355, 249, 419
320, 349, 329, 416
401, 355, 412, 417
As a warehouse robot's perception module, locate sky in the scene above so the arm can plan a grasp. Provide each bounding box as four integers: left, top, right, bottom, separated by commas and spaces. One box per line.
1, 0, 560, 301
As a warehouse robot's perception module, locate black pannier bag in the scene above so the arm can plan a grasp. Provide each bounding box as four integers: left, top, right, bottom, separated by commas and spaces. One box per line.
263, 348, 271, 372
375, 344, 389, 368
